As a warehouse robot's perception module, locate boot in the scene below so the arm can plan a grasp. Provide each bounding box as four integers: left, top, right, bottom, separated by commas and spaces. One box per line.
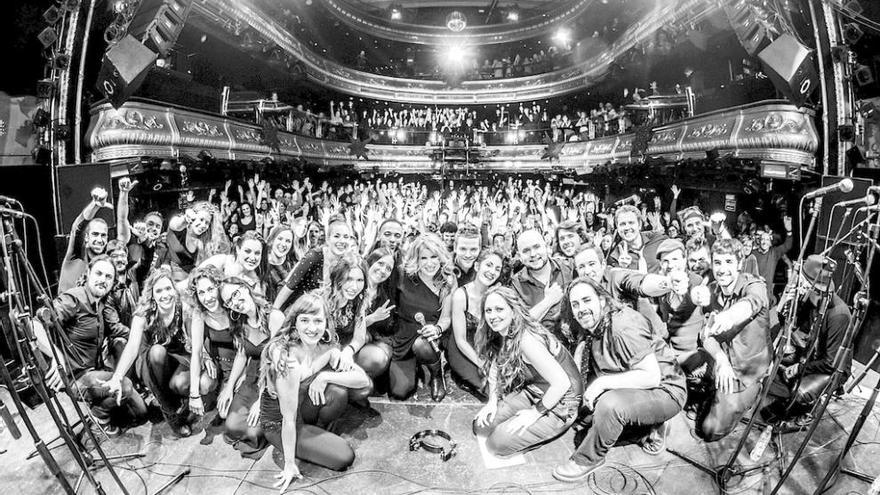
424, 360, 447, 402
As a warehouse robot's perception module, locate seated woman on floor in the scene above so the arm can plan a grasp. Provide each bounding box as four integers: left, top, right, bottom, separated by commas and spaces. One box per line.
473, 286, 583, 457
552, 276, 686, 482
261, 291, 370, 491
217, 277, 284, 456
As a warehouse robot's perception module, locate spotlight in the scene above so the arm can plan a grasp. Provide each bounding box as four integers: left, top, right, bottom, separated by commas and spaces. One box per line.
37, 27, 58, 48
54, 123, 72, 140
506, 10, 519, 22
855, 64, 874, 86
61, 0, 81, 11
839, 124, 855, 141
446, 11, 467, 32
395, 129, 407, 142
52, 53, 71, 70
32, 108, 51, 128
439, 43, 473, 72
843, 23, 863, 44
43, 6, 62, 24
32, 146, 51, 165
390, 6, 402, 20
553, 28, 571, 47
36, 78, 56, 98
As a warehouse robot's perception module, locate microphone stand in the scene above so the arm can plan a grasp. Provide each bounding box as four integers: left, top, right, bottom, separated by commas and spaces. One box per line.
0, 211, 132, 495
667, 197, 822, 494
769, 207, 879, 494
811, 209, 880, 494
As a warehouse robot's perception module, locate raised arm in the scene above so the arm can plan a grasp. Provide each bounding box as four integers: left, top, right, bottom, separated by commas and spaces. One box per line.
115, 178, 138, 243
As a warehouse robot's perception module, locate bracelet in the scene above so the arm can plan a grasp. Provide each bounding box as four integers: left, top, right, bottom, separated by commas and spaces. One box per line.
345, 344, 357, 354
535, 401, 550, 415
189, 395, 201, 400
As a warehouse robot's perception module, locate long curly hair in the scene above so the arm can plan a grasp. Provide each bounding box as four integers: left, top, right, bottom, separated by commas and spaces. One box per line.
260, 291, 336, 393
191, 201, 231, 265
133, 266, 183, 345
401, 232, 456, 301
222, 276, 271, 348
324, 254, 368, 333
474, 286, 555, 397
266, 225, 295, 264
559, 276, 623, 346
234, 230, 267, 277
185, 265, 225, 318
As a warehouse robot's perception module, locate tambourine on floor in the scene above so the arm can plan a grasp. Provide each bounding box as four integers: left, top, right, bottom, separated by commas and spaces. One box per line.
1, 364, 878, 495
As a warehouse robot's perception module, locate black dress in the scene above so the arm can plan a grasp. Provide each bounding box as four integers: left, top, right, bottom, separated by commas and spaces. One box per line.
393, 274, 442, 360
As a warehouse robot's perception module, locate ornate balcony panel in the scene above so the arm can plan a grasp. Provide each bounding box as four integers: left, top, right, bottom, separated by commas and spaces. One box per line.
192, 0, 712, 105
319, 0, 595, 46
86, 100, 818, 175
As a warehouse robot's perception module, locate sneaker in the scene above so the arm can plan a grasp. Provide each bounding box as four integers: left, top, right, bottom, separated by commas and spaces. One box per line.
552, 458, 606, 482
93, 417, 121, 437
778, 414, 813, 434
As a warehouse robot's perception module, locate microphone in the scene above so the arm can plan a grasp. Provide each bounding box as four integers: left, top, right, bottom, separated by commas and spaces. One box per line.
414, 312, 441, 354
803, 179, 854, 200
836, 194, 877, 208
614, 194, 640, 206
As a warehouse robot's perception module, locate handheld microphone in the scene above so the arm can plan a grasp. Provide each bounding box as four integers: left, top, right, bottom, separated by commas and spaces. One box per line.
614, 194, 639, 206
803, 179, 854, 199
414, 312, 440, 354
836, 194, 877, 208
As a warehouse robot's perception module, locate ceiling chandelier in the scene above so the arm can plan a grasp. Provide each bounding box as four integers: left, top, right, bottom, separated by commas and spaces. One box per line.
446, 11, 467, 32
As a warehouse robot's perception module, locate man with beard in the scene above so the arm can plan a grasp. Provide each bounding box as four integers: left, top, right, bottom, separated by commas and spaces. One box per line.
104, 240, 139, 370
606, 205, 667, 274
752, 216, 793, 303
692, 238, 770, 441
511, 229, 574, 349
32, 256, 147, 434
58, 187, 114, 293
686, 237, 712, 284
761, 255, 851, 429
452, 225, 481, 286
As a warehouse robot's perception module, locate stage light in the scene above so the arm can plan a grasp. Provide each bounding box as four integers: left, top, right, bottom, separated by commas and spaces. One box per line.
395, 129, 407, 142
36, 78, 56, 98
38, 27, 58, 48
844, 23, 863, 44
52, 53, 71, 70
553, 28, 571, 47
506, 10, 519, 22
32, 108, 51, 128
446, 11, 467, 32
390, 6, 402, 20
43, 6, 62, 24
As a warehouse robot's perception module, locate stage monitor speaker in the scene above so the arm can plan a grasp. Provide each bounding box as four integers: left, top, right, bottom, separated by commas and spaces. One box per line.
96, 35, 157, 108
127, 0, 192, 57
814, 175, 874, 302
758, 34, 819, 107
56, 162, 114, 236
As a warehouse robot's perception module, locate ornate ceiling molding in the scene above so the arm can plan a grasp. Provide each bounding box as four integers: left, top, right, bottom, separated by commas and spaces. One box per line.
86, 99, 818, 174
194, 0, 712, 105
318, 0, 594, 46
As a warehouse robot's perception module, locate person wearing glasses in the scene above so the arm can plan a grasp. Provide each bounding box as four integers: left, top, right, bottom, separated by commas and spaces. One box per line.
104, 267, 203, 437
273, 217, 353, 311
217, 277, 285, 456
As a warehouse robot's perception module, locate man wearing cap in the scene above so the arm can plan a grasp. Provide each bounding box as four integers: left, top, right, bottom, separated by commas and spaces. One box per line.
761, 254, 851, 427
651, 239, 707, 375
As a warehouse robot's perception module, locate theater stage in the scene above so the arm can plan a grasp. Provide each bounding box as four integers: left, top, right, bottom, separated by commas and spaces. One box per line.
2, 366, 879, 495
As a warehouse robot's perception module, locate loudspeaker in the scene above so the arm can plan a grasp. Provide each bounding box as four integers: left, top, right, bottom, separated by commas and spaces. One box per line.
758, 34, 819, 107
56, 162, 114, 235
814, 176, 874, 301
96, 35, 157, 108
127, 0, 192, 57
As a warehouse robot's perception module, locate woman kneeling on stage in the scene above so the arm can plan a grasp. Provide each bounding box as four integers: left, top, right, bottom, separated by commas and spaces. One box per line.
261, 291, 369, 490
473, 286, 583, 457
553, 277, 686, 482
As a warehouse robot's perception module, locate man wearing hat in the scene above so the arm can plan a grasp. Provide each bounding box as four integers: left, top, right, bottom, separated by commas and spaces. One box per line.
652, 238, 707, 375
761, 254, 851, 427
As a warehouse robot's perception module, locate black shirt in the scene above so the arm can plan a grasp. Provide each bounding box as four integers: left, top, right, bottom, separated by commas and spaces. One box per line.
51, 286, 128, 377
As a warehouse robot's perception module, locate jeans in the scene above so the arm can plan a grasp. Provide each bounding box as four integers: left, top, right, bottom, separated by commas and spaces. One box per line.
473, 389, 579, 457
73, 369, 147, 424
571, 388, 682, 465
696, 380, 762, 442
